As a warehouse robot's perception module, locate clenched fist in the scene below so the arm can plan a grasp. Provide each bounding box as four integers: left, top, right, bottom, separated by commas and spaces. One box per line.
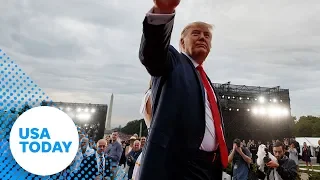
153, 0, 180, 14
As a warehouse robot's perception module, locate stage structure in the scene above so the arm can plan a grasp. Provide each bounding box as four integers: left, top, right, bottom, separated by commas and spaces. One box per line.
46, 101, 108, 142
212, 82, 292, 147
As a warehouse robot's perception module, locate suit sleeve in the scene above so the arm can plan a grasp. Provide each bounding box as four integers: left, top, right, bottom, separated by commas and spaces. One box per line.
139, 8, 177, 76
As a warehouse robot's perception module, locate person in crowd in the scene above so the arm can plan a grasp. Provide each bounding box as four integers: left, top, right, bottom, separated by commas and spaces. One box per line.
247, 140, 252, 148
140, 136, 146, 148
249, 140, 258, 163
138, 0, 229, 179
264, 140, 298, 180
266, 142, 270, 150
70, 137, 95, 173
284, 139, 290, 157
70, 139, 111, 179
228, 139, 252, 180
133, 134, 139, 139
127, 140, 142, 179
105, 135, 111, 145
288, 142, 299, 166
105, 131, 123, 179
125, 136, 137, 156
132, 81, 152, 180
257, 140, 262, 146
241, 140, 246, 147
316, 140, 320, 165
290, 137, 300, 157
302, 142, 313, 171
268, 140, 275, 155
119, 141, 128, 168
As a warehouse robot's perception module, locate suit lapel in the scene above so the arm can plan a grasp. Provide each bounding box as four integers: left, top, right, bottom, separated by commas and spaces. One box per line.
181, 53, 205, 105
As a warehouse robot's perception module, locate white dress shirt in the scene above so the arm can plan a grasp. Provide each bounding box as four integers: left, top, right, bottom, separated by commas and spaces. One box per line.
146, 9, 218, 152
139, 89, 152, 129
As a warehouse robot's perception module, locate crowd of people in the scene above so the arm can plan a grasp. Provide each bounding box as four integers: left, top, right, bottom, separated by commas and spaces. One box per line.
228, 137, 320, 180
58, 126, 320, 180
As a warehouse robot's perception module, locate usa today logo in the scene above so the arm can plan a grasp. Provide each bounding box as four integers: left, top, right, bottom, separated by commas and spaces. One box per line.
9, 106, 79, 176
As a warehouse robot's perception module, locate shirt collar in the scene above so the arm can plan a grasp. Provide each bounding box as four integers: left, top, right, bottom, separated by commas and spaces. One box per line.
182, 52, 199, 68
96, 151, 104, 158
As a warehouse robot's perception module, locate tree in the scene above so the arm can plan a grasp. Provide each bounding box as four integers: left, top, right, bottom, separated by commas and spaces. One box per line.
121, 119, 148, 137
293, 116, 320, 137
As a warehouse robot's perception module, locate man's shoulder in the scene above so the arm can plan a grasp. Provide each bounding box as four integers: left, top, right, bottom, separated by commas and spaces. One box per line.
284, 156, 297, 166
114, 141, 122, 146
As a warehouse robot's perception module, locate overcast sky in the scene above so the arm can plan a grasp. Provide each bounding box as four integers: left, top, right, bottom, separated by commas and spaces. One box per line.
1, 0, 319, 127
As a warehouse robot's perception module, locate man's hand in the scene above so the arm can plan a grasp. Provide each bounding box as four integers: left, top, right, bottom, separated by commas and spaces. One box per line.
153, 0, 180, 14
235, 146, 243, 153
233, 143, 237, 150
266, 160, 279, 168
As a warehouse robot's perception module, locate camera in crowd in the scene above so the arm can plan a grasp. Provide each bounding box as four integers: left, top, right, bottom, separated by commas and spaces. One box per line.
263, 148, 271, 164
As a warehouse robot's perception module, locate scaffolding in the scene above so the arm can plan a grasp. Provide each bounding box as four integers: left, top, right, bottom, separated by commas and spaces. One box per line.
212, 82, 292, 146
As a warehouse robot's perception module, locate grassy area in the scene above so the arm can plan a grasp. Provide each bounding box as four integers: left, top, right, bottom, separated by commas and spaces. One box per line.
300, 165, 320, 171
299, 170, 320, 180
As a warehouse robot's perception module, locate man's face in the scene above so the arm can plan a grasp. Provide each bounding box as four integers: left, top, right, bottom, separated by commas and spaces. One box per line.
133, 142, 140, 151
140, 137, 146, 145
112, 132, 118, 141
80, 139, 88, 149
182, 25, 212, 62
97, 141, 107, 154
273, 146, 284, 160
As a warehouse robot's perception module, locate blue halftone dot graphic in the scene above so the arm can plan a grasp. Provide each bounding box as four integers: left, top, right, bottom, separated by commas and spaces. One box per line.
0, 50, 127, 179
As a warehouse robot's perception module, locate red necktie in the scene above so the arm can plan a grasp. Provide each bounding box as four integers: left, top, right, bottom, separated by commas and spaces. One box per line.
196, 65, 228, 168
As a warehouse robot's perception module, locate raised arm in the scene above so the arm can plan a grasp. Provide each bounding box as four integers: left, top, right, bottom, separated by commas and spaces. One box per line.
139, 0, 180, 76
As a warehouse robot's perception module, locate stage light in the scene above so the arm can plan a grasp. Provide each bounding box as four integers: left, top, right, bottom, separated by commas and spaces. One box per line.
222, 95, 224, 98
281, 108, 289, 116
273, 99, 277, 103
77, 108, 81, 112
252, 108, 258, 114
239, 97, 242, 100
228, 96, 230, 99
91, 108, 96, 113
236, 109, 239, 111
258, 96, 265, 103
229, 108, 232, 111
280, 100, 283, 102
247, 97, 250, 100
259, 107, 266, 115
84, 108, 89, 112
247, 109, 250, 111
77, 113, 91, 121
268, 107, 280, 117
232, 96, 235, 99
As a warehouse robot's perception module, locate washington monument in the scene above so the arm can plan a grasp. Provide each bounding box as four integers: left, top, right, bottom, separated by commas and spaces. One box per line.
105, 93, 113, 131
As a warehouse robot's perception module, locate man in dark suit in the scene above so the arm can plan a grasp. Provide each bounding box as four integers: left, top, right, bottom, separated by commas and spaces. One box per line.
138, 0, 228, 179
69, 139, 111, 180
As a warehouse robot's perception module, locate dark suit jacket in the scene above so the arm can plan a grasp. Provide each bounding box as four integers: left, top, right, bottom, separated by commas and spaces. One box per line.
139, 15, 226, 180
68, 152, 112, 180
